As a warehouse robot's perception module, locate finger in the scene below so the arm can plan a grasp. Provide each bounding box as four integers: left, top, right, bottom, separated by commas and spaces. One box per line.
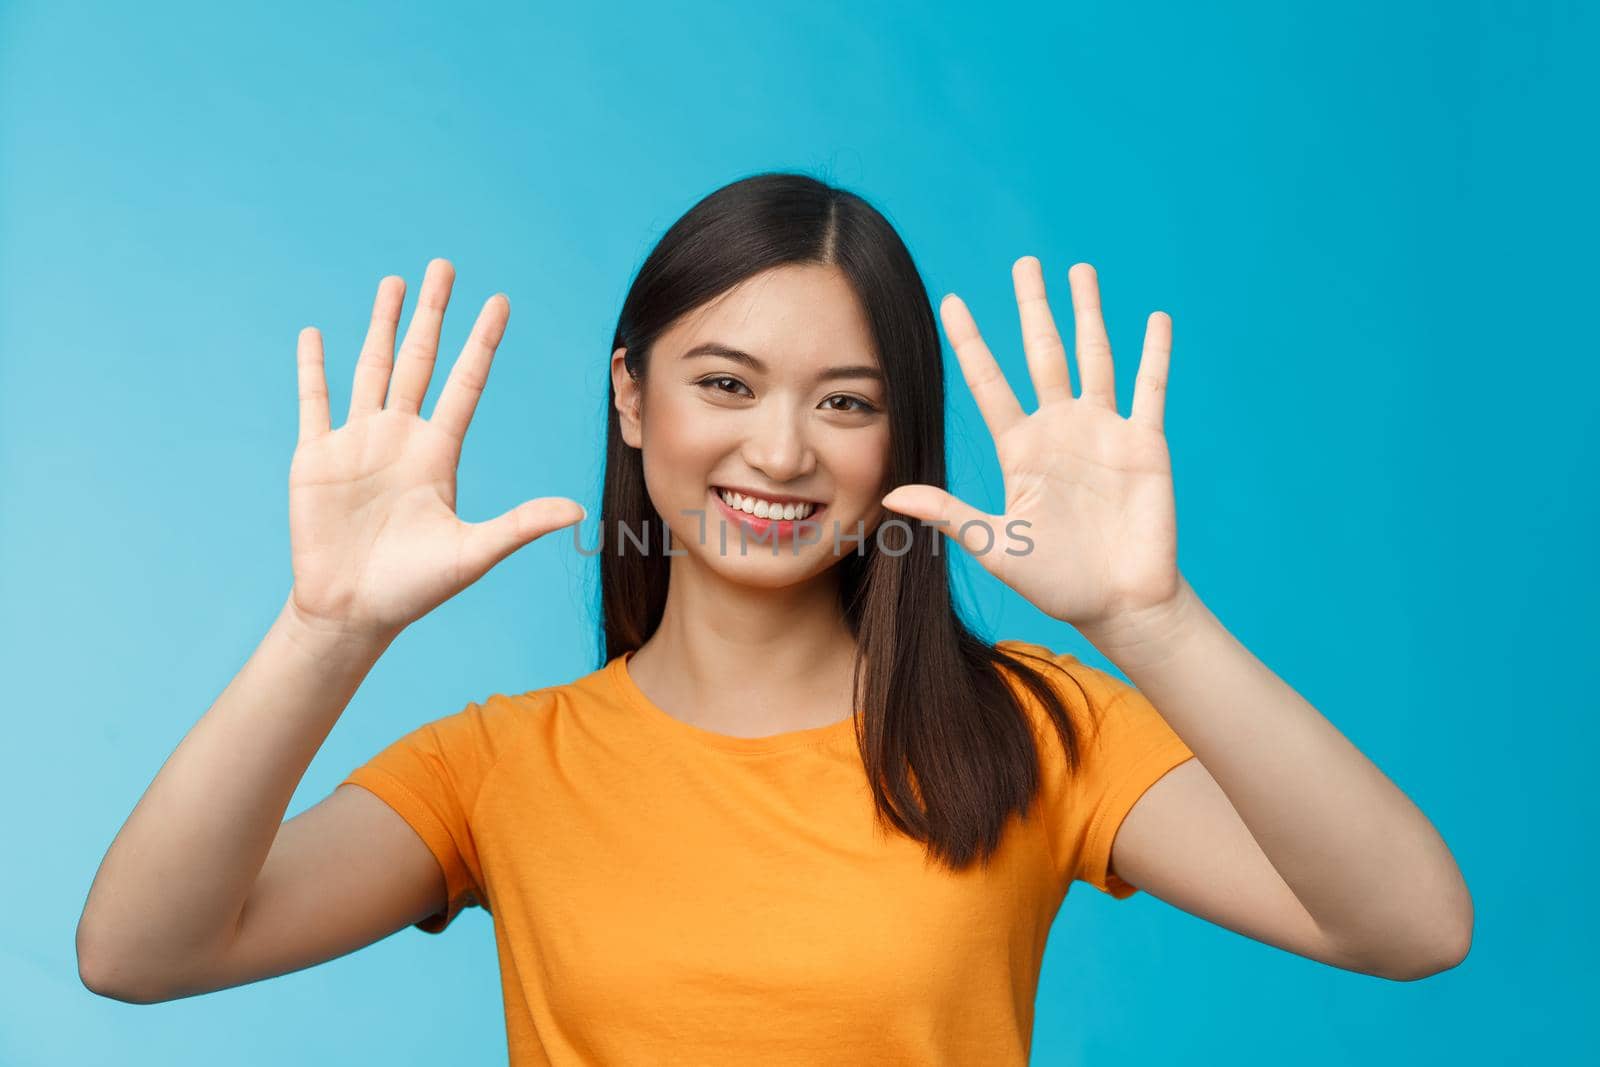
430, 294, 509, 447
1130, 311, 1172, 433
1067, 263, 1118, 411
347, 275, 406, 420
297, 327, 330, 446
387, 258, 456, 415
1011, 256, 1073, 405
880, 484, 1001, 557
458, 497, 587, 583
939, 294, 1026, 439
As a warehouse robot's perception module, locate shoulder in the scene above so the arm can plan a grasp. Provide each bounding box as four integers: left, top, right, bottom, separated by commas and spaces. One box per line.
456, 661, 621, 742
408, 684, 563, 757
997, 637, 1193, 786
994, 638, 1073, 669
994, 639, 1138, 712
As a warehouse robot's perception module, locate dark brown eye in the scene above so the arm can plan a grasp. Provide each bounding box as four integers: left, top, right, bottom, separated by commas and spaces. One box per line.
697, 375, 751, 397
823, 394, 878, 414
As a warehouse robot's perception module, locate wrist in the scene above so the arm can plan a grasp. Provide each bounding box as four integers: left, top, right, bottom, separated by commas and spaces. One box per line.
276, 593, 400, 662
1078, 575, 1206, 671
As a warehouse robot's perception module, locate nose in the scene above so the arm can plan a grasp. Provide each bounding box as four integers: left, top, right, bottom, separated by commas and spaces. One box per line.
740, 407, 816, 484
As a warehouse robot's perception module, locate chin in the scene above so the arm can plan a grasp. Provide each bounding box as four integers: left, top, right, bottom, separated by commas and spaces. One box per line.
679, 519, 852, 590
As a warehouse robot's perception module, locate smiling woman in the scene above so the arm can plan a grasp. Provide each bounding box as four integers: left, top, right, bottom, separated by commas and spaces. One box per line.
595, 175, 1094, 868
75, 169, 1468, 1067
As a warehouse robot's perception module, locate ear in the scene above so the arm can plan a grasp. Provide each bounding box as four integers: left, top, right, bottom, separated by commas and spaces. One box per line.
611, 346, 643, 449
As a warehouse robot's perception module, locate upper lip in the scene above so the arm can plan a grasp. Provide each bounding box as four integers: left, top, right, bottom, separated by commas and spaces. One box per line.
713, 485, 825, 507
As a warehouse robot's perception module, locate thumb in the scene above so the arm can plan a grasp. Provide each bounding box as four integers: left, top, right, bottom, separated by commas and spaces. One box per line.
879, 485, 999, 555
459, 497, 587, 580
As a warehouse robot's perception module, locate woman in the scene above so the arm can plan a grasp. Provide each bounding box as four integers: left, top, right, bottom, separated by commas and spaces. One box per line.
76, 173, 1472, 1063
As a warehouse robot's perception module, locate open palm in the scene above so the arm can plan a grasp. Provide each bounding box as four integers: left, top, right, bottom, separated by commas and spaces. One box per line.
880, 258, 1180, 630
288, 260, 585, 638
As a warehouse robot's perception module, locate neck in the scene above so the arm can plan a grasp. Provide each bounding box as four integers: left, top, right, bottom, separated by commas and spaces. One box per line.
626, 549, 860, 735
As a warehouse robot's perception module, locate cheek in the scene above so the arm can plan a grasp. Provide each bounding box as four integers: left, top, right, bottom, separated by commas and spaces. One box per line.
643, 396, 732, 470
821, 426, 891, 499
638, 396, 735, 504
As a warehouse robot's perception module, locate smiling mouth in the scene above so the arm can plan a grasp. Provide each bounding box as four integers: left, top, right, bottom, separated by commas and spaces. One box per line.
710, 486, 828, 525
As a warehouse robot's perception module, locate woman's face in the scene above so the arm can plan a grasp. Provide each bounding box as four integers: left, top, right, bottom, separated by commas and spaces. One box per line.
612, 263, 892, 588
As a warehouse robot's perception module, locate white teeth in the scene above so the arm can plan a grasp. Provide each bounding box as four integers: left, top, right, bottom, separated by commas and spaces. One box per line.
716, 487, 816, 519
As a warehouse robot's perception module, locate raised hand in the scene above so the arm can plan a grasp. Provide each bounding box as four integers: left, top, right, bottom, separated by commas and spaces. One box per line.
880, 258, 1181, 631
288, 259, 585, 639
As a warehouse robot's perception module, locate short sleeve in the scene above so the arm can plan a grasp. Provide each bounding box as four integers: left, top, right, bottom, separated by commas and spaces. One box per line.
340, 698, 503, 933
1000, 640, 1196, 901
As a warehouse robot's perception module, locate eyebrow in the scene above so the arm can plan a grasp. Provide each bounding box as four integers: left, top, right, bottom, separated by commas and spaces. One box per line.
681, 342, 884, 384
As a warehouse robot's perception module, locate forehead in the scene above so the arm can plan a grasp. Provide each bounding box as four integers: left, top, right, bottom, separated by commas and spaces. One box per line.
665, 263, 879, 368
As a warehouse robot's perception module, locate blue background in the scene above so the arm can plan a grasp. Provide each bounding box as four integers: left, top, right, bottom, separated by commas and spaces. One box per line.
3, 1, 1594, 1063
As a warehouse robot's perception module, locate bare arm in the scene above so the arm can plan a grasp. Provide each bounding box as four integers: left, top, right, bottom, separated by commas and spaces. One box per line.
76, 259, 584, 1003
74, 600, 421, 1002
1085, 579, 1472, 981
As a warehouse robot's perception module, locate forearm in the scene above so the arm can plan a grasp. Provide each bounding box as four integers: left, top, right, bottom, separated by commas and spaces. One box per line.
77, 594, 396, 993
1079, 576, 1472, 974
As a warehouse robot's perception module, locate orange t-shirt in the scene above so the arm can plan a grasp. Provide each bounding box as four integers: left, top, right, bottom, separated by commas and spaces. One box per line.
340, 639, 1194, 1065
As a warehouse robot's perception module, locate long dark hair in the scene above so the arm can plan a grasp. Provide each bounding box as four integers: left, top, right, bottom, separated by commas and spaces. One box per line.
596, 171, 1091, 872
